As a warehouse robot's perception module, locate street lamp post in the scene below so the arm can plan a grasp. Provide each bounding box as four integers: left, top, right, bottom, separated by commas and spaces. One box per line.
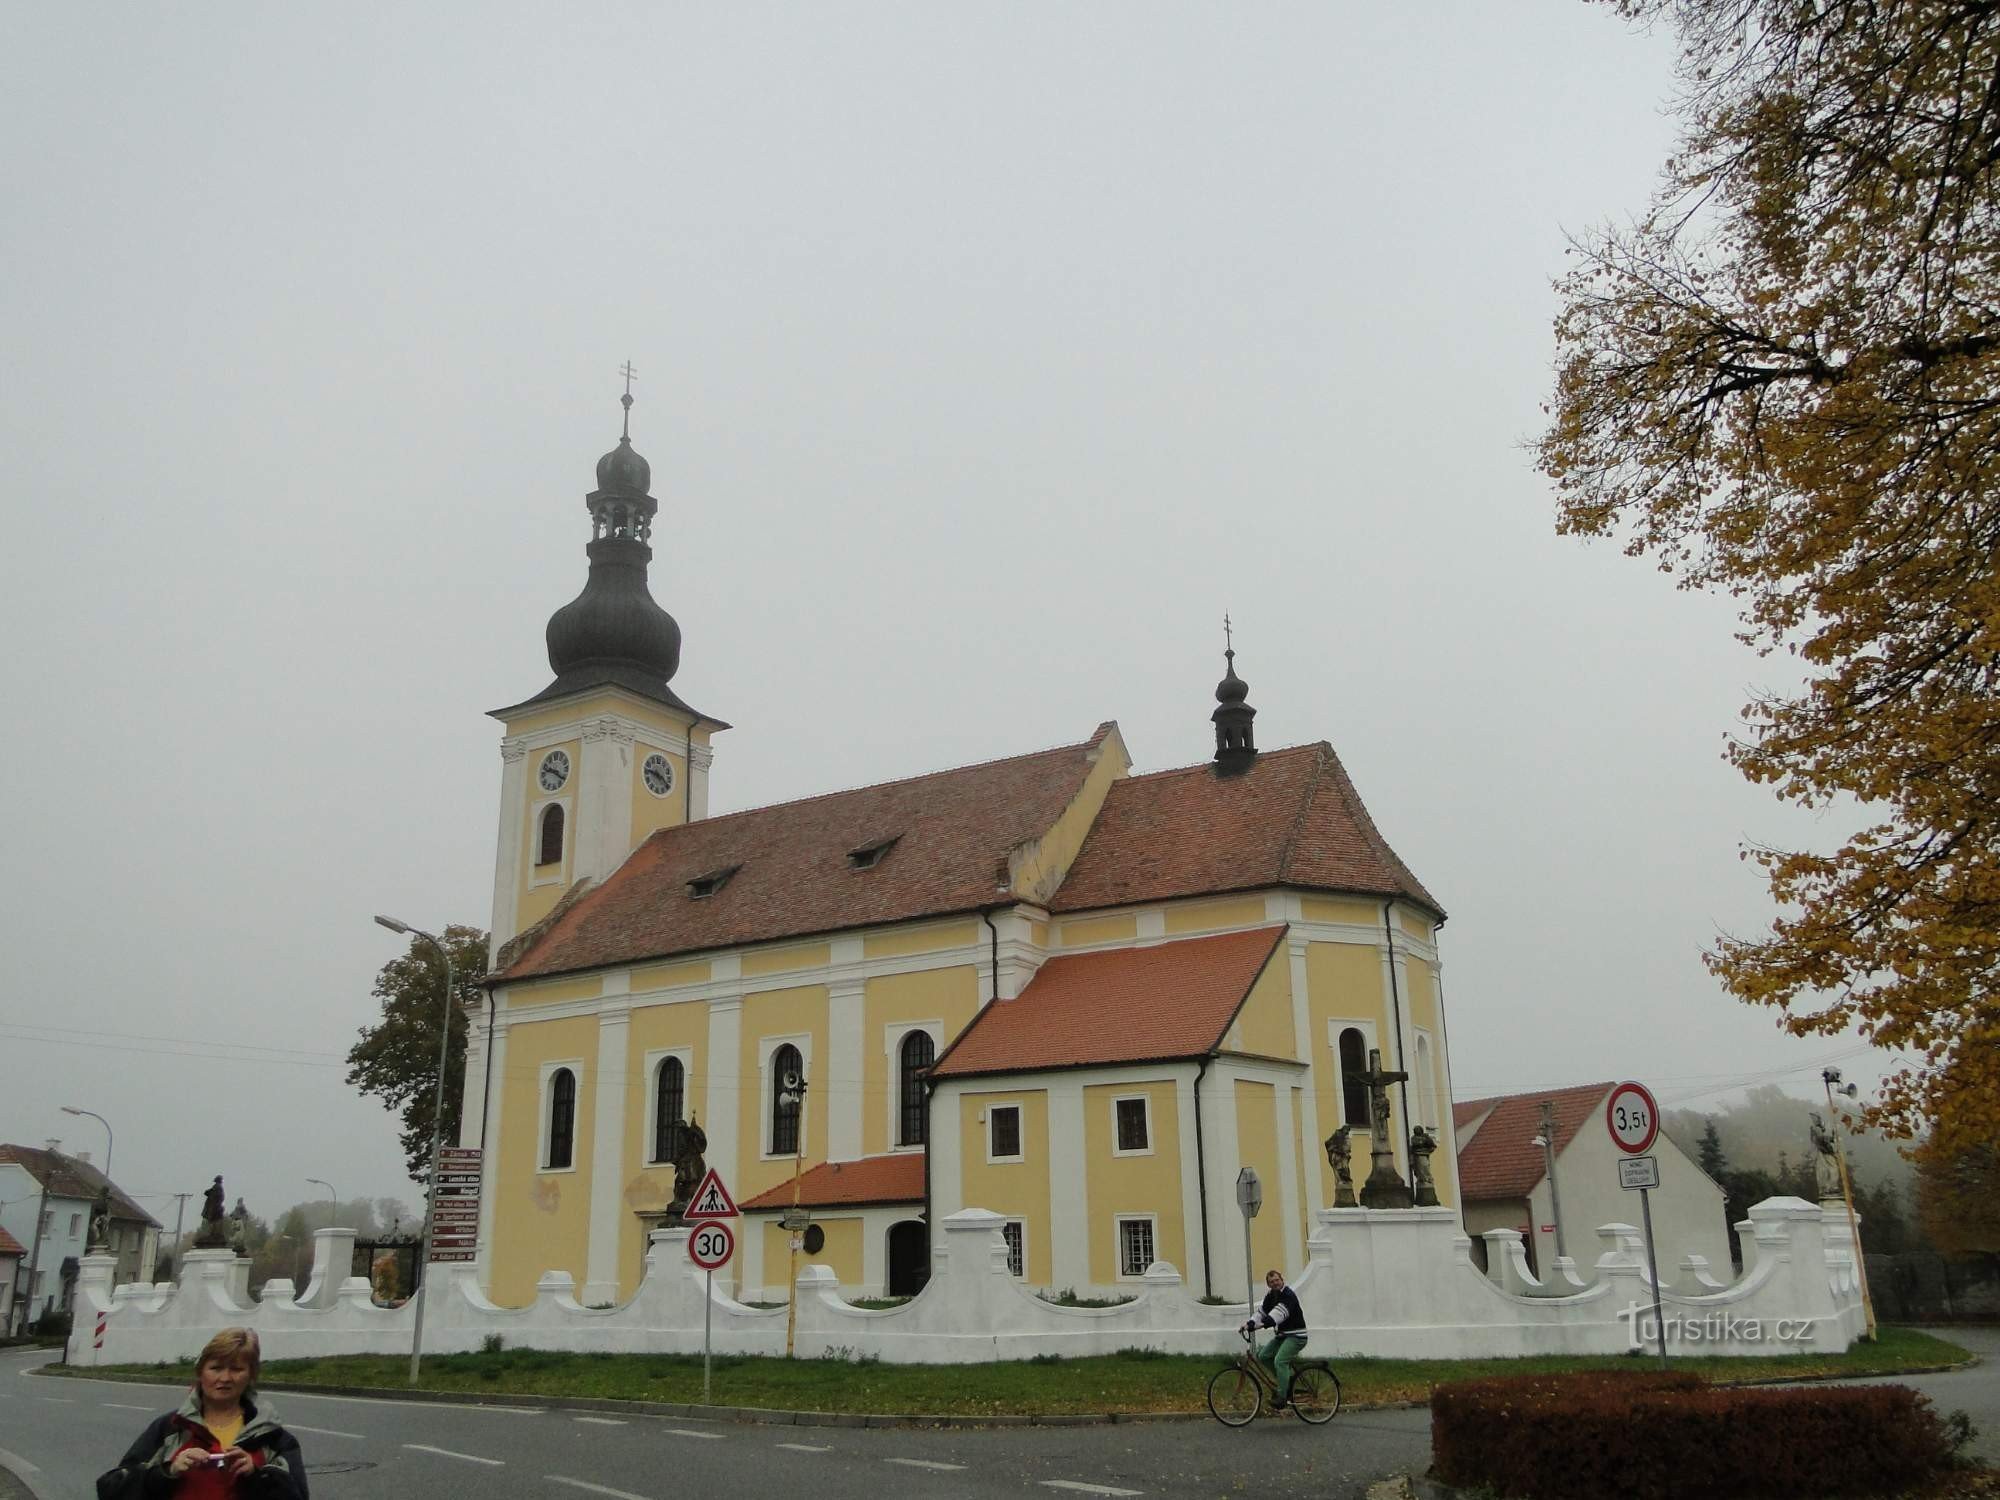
1533, 1099, 1567, 1265
1821, 1068, 1879, 1341
61, 1106, 114, 1253
778, 1069, 808, 1358
374, 914, 455, 1385
306, 1178, 339, 1233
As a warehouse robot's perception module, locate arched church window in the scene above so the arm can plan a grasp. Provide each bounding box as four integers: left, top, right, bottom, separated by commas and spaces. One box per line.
654, 1056, 686, 1163
546, 1067, 576, 1170
537, 803, 565, 867
1338, 1028, 1369, 1128
898, 1031, 934, 1147
770, 1044, 803, 1156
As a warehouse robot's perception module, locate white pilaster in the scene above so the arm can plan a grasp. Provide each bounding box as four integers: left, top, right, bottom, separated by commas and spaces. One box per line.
474, 1015, 509, 1289
1047, 1080, 1088, 1290
703, 984, 743, 1191
490, 740, 527, 953
583, 994, 631, 1304
931, 1085, 963, 1218
1274, 1084, 1303, 1271
576, 718, 636, 885
1204, 1065, 1246, 1300
1288, 937, 1325, 1219
458, 995, 489, 1148
1175, 1069, 1208, 1293
688, 742, 713, 821
826, 975, 865, 1163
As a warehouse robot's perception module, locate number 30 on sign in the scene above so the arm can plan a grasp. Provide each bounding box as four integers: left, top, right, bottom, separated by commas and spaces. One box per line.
1605, 1080, 1660, 1155
689, 1221, 734, 1271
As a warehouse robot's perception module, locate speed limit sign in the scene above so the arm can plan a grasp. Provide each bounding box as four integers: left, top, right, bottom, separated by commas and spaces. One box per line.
1605, 1081, 1660, 1155
688, 1220, 735, 1270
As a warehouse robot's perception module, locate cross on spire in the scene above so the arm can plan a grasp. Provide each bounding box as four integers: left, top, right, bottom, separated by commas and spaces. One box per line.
1224, 612, 1234, 659
619, 360, 638, 438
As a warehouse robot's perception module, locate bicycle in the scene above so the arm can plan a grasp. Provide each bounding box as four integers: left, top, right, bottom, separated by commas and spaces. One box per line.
1206, 1327, 1340, 1426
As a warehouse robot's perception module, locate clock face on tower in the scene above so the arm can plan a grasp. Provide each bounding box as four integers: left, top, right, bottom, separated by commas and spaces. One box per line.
538, 749, 571, 793
643, 752, 675, 797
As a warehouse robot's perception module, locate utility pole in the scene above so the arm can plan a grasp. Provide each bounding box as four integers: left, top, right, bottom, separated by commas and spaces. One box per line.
1537, 1099, 1568, 1263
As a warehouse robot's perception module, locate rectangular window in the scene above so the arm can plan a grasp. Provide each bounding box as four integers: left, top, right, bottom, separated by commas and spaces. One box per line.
40, 1211, 51, 1236
989, 1105, 1022, 1160
68, 1214, 81, 1237
1114, 1096, 1150, 1153
1118, 1217, 1155, 1278
1001, 1220, 1025, 1278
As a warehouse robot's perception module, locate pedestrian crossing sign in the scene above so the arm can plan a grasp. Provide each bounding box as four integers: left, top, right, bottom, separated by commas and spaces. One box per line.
684, 1168, 739, 1221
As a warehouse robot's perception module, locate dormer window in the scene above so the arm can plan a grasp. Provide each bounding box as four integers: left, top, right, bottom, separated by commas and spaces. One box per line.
847, 835, 900, 870
686, 864, 740, 899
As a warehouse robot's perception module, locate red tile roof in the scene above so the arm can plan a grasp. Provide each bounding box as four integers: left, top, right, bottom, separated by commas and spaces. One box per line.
739, 1153, 924, 1211
1452, 1083, 1614, 1201
1049, 743, 1441, 917
931, 926, 1287, 1078
1451, 1099, 1490, 1130
0, 1226, 24, 1257
498, 725, 1119, 981
0, 1145, 158, 1227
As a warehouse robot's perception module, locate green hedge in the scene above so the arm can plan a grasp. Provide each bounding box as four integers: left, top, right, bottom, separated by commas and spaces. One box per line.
1431, 1370, 1955, 1499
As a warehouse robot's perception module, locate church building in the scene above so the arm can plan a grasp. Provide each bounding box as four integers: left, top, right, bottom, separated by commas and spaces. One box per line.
465, 397, 1457, 1306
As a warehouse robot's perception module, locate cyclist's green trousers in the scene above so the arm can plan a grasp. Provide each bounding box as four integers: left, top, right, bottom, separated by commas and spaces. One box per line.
1257, 1335, 1306, 1403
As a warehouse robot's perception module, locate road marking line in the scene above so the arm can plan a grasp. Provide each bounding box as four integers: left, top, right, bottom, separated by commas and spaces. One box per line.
776, 1443, 833, 1453
1042, 1484, 1144, 1497
664, 1428, 725, 1440
404, 1444, 505, 1466
38, 1398, 74, 1404
289, 1392, 540, 1414
104, 1403, 156, 1412
0, 1445, 39, 1474
886, 1459, 966, 1471
549, 1478, 650, 1500
573, 1416, 627, 1426
287, 1424, 365, 1440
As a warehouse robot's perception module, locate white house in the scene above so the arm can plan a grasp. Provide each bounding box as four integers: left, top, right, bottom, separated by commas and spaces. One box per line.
1454, 1083, 1732, 1281
0, 1143, 160, 1332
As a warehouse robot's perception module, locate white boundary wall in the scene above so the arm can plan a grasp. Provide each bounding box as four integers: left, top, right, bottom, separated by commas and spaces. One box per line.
67, 1196, 1864, 1367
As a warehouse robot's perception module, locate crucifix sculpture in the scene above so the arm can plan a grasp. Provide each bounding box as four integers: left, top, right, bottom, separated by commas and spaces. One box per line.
1358, 1047, 1414, 1209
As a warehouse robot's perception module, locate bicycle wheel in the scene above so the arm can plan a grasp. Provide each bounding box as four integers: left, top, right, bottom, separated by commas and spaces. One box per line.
1206, 1364, 1263, 1427
1288, 1365, 1341, 1425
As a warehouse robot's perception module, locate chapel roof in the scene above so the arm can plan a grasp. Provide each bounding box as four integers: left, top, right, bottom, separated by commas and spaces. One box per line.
929, 925, 1287, 1079
1451, 1083, 1614, 1202
738, 1153, 924, 1211
495, 724, 1121, 981
0, 1226, 25, 1258
1048, 742, 1442, 917
0, 1145, 159, 1227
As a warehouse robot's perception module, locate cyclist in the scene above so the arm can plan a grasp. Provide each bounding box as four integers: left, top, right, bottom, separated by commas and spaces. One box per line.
1241, 1268, 1307, 1410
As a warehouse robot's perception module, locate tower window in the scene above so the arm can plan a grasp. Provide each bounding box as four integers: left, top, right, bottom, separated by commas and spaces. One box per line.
898, 1030, 934, 1147
1338, 1028, 1369, 1128
654, 1056, 687, 1163
537, 803, 565, 867
546, 1067, 577, 1170
770, 1043, 803, 1156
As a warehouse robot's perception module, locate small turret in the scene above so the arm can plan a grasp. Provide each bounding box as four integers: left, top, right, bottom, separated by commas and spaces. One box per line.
1211, 616, 1257, 775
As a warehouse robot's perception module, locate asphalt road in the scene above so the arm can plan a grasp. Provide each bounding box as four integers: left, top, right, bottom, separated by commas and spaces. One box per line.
0, 1349, 1432, 1500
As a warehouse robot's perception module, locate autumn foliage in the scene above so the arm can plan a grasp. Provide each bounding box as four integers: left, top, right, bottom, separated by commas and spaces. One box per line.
1539, 1, 2000, 1145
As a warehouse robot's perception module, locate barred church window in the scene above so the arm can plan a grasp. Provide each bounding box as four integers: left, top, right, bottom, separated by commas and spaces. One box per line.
654, 1056, 686, 1163
1338, 1028, 1369, 1127
898, 1031, 933, 1146
1000, 1220, 1025, 1278
989, 1104, 1022, 1160
770, 1044, 803, 1156
1118, 1217, 1155, 1277
1114, 1096, 1149, 1153
546, 1067, 576, 1169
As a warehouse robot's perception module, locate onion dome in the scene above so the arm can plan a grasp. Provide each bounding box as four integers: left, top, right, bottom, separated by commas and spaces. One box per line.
1211, 621, 1257, 775
596, 434, 651, 498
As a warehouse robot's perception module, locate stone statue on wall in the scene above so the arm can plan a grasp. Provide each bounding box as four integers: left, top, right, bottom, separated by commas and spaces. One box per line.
1809, 1113, 1845, 1203
1408, 1126, 1440, 1207
228, 1198, 250, 1256
669, 1113, 709, 1217
1325, 1126, 1358, 1208
193, 1176, 227, 1248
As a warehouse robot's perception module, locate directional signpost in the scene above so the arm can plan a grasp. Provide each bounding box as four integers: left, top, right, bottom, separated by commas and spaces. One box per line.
682, 1167, 739, 1402
429, 1148, 481, 1265
1236, 1167, 1263, 1315
1606, 1081, 1668, 1367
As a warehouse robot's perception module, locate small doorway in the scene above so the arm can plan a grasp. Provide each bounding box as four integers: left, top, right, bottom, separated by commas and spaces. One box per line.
886, 1220, 928, 1296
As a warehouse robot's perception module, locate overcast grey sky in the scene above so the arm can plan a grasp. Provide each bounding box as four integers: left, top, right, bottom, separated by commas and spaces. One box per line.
0, 3, 1883, 1227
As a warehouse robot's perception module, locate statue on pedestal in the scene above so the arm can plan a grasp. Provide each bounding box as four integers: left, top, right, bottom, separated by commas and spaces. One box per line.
192, 1176, 227, 1248
1408, 1126, 1440, 1207
88, 1191, 112, 1252
669, 1113, 708, 1220
1358, 1049, 1414, 1209
1324, 1126, 1358, 1207
228, 1198, 249, 1256
1809, 1113, 1845, 1204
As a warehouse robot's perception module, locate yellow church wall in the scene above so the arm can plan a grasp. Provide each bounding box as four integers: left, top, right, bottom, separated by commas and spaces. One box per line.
861, 966, 981, 1157
1399, 909, 1431, 942
1225, 949, 1296, 1060
1006, 729, 1128, 905
617, 1002, 712, 1294
1402, 958, 1437, 1035
1234, 1079, 1284, 1277
505, 974, 605, 1009
1058, 914, 1137, 948
627, 745, 688, 846
957, 1089, 1051, 1284
742, 942, 832, 979
862, 921, 980, 960
760, 1216, 864, 1293
736, 984, 830, 1204
489, 1014, 600, 1306
1081, 1081, 1184, 1285
1304, 939, 1386, 1206
1301, 897, 1379, 927
1162, 895, 1268, 936
631, 959, 710, 993
1029, 921, 1049, 949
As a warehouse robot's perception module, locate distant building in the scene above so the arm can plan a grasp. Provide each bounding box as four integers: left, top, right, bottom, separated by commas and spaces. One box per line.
0, 1226, 22, 1331
1453, 1083, 1730, 1279
0, 1143, 161, 1331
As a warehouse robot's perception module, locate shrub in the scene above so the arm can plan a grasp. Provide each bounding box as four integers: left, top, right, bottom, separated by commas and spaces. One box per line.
1432, 1371, 1954, 1500
1036, 1287, 1136, 1309
479, 1333, 505, 1355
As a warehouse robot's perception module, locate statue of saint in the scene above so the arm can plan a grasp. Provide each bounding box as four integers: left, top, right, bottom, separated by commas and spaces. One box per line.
1809, 1113, 1845, 1202
670, 1112, 709, 1214
193, 1176, 227, 1248
1324, 1126, 1358, 1208
1408, 1126, 1440, 1207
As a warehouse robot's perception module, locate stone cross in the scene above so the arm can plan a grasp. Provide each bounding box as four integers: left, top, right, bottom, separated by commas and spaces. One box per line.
1358, 1048, 1415, 1209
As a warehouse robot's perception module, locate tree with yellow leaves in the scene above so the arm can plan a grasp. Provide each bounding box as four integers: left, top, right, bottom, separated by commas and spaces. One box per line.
1538, 0, 1999, 1144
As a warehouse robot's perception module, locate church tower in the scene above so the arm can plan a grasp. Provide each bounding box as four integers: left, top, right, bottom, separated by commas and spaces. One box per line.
487, 376, 727, 952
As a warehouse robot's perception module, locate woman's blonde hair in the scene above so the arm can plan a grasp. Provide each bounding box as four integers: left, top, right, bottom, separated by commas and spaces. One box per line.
195, 1327, 261, 1385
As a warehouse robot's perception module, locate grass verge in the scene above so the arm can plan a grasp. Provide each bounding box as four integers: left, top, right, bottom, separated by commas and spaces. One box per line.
59, 1326, 1970, 1417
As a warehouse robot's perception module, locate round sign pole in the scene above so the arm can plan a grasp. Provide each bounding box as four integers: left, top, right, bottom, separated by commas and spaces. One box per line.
687, 1220, 735, 1402
703, 1262, 712, 1403
1605, 1081, 1668, 1367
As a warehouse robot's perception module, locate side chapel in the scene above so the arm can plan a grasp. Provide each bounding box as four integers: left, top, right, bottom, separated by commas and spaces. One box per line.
465, 397, 1457, 1305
